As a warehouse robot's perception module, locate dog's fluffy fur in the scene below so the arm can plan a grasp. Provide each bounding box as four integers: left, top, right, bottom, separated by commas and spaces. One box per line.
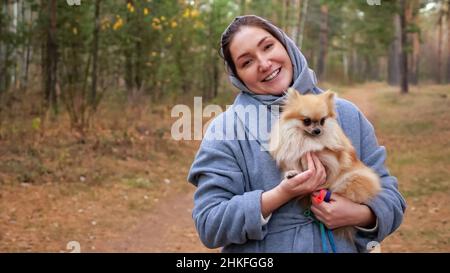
269, 88, 381, 240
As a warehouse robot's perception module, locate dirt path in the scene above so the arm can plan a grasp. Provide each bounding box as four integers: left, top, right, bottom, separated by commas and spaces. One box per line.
96, 88, 376, 253
339, 84, 379, 118
95, 185, 218, 252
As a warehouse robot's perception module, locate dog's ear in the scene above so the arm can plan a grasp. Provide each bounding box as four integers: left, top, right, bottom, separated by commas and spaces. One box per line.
286, 88, 300, 99
323, 90, 337, 118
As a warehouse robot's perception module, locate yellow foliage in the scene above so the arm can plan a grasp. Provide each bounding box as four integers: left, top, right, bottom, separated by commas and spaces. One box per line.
182, 9, 190, 18
152, 17, 162, 30
127, 2, 135, 13
152, 24, 162, 30
190, 9, 199, 18
144, 8, 149, 15
182, 8, 200, 19
170, 21, 177, 28
113, 18, 124, 30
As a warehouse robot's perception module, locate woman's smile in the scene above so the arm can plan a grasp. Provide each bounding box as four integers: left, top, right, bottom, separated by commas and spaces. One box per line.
261, 68, 281, 82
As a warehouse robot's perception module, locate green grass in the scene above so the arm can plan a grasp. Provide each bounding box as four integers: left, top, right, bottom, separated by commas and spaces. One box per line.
122, 176, 154, 189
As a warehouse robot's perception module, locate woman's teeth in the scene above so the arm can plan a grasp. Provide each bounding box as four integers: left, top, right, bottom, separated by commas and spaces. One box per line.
263, 68, 281, 82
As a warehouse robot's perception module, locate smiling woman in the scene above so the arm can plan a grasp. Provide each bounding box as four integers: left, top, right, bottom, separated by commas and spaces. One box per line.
187, 15, 406, 253
229, 26, 293, 95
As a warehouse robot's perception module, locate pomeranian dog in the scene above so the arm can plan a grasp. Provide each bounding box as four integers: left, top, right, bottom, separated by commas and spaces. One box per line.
269, 88, 381, 240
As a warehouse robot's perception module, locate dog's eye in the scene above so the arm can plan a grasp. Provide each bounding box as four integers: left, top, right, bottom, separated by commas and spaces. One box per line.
320, 118, 326, 126
303, 118, 311, 126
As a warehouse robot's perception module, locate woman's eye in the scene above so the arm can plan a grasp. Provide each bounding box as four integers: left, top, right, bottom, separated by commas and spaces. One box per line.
242, 60, 252, 68
303, 118, 311, 126
264, 44, 273, 50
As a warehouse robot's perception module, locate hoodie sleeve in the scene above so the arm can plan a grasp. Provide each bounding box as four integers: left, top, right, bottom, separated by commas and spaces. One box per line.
353, 108, 407, 252
187, 115, 269, 249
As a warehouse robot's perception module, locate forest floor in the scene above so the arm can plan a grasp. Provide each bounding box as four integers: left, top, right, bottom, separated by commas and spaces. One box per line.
0, 83, 449, 252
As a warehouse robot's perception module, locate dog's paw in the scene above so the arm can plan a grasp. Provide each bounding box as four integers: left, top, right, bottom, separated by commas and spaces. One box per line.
285, 170, 299, 179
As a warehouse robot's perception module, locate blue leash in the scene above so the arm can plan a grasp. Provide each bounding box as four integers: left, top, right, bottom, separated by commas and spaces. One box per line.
304, 190, 337, 253
304, 211, 336, 253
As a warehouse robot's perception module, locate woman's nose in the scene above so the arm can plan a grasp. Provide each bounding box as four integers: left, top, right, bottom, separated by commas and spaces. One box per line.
258, 58, 272, 72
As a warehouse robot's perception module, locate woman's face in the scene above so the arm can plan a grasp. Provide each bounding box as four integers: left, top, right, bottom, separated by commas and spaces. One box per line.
229, 26, 293, 95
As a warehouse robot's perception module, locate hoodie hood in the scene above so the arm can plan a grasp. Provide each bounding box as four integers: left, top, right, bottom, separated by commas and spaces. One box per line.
221, 15, 322, 106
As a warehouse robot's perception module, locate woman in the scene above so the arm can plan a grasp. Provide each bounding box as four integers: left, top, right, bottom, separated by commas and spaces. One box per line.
187, 15, 406, 252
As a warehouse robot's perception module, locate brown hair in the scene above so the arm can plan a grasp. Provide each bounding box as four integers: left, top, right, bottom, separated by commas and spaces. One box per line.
220, 15, 286, 78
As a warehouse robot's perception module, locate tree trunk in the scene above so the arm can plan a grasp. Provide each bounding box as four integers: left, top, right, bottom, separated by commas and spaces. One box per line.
297, 0, 308, 49
290, 0, 300, 43
134, 38, 142, 93
11, 0, 18, 90
399, 0, 409, 94
20, 0, 32, 92
317, 4, 328, 81
124, 0, 134, 101
45, 0, 58, 113
134, 5, 143, 95
447, 0, 450, 83
284, 0, 291, 34
90, 0, 100, 108
0, 0, 6, 93
388, 14, 401, 86
437, 11, 443, 84
406, 0, 420, 85
410, 31, 420, 85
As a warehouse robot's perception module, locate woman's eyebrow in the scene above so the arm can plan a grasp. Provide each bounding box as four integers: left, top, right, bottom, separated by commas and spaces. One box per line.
236, 36, 270, 61
257, 36, 270, 47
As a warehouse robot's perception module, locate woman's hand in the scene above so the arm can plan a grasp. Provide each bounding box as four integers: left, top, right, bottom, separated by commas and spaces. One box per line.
261, 152, 327, 218
310, 192, 377, 230
278, 152, 327, 199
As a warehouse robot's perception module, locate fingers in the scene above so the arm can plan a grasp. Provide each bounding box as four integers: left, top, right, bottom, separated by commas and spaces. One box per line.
311, 198, 331, 220
280, 169, 314, 197
311, 153, 327, 185
306, 152, 315, 172
310, 205, 326, 223
289, 169, 313, 184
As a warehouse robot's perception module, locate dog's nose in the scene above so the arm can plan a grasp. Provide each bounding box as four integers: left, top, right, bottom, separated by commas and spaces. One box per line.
313, 129, 321, 135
